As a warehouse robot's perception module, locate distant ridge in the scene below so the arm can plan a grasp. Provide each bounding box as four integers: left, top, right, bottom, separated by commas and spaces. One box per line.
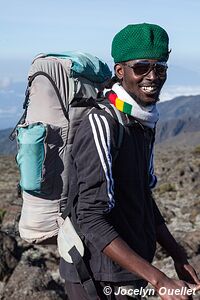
157, 95, 200, 121
0, 128, 17, 155
156, 95, 200, 147
0, 95, 200, 154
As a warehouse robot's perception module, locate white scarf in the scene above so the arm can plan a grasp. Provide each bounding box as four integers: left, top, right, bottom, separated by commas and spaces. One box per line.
107, 83, 159, 129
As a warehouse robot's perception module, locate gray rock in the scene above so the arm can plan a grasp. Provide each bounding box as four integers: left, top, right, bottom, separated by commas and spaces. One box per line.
2, 258, 65, 300
0, 231, 19, 281
180, 231, 200, 258
1, 204, 21, 237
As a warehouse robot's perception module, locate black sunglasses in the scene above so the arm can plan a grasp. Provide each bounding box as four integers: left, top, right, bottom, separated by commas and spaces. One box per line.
124, 61, 168, 77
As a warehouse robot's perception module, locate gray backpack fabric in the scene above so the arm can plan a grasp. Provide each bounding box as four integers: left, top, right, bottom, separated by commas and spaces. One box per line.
15, 52, 113, 243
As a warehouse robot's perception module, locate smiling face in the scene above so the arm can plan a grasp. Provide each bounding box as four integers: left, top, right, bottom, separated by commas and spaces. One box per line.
115, 59, 167, 106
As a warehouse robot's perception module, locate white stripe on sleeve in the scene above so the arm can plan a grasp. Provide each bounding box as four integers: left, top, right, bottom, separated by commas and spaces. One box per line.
89, 114, 115, 211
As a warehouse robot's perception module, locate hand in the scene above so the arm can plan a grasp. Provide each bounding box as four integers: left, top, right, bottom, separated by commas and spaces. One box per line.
174, 261, 200, 285
155, 276, 200, 300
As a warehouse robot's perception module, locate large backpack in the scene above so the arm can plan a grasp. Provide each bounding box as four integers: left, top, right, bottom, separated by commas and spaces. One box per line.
11, 52, 125, 300
12, 52, 124, 244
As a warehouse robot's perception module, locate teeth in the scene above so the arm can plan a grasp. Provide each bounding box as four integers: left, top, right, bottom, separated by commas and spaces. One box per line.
141, 86, 156, 92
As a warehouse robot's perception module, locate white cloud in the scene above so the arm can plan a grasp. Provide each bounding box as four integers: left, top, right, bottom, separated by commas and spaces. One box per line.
160, 85, 200, 101
0, 77, 12, 89
0, 107, 17, 116
0, 89, 15, 95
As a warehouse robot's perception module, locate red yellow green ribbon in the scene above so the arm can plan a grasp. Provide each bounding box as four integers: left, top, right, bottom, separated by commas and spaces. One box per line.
108, 92, 132, 115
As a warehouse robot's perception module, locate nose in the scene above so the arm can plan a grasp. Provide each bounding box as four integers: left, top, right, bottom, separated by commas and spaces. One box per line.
146, 68, 158, 80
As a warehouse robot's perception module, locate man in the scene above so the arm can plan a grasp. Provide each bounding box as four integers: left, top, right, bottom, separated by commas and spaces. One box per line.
60, 23, 200, 299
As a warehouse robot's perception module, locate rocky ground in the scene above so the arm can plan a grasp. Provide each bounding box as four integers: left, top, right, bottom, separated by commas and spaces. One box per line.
149, 145, 200, 299
0, 145, 200, 299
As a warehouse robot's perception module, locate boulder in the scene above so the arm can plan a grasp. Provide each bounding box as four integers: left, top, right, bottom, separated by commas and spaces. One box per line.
2, 258, 65, 300
0, 231, 19, 281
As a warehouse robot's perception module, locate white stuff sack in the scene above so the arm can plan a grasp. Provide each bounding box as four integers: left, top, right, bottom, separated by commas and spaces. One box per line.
19, 191, 61, 244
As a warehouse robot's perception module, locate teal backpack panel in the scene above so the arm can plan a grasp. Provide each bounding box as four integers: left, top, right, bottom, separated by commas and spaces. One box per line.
16, 123, 47, 192
46, 51, 112, 83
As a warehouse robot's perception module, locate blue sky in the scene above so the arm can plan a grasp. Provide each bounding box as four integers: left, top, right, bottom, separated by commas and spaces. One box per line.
0, 0, 200, 101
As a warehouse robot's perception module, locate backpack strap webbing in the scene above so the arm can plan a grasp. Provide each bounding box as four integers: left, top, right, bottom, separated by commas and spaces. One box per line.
27, 71, 69, 120
68, 246, 99, 300
98, 102, 125, 161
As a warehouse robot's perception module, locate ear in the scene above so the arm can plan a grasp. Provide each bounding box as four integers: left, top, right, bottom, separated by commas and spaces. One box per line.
114, 63, 124, 80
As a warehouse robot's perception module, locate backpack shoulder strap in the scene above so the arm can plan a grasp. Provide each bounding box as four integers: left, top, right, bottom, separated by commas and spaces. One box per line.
98, 102, 125, 160
68, 246, 99, 300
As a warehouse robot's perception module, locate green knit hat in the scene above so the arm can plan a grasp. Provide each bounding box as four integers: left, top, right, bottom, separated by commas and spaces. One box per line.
111, 23, 169, 63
